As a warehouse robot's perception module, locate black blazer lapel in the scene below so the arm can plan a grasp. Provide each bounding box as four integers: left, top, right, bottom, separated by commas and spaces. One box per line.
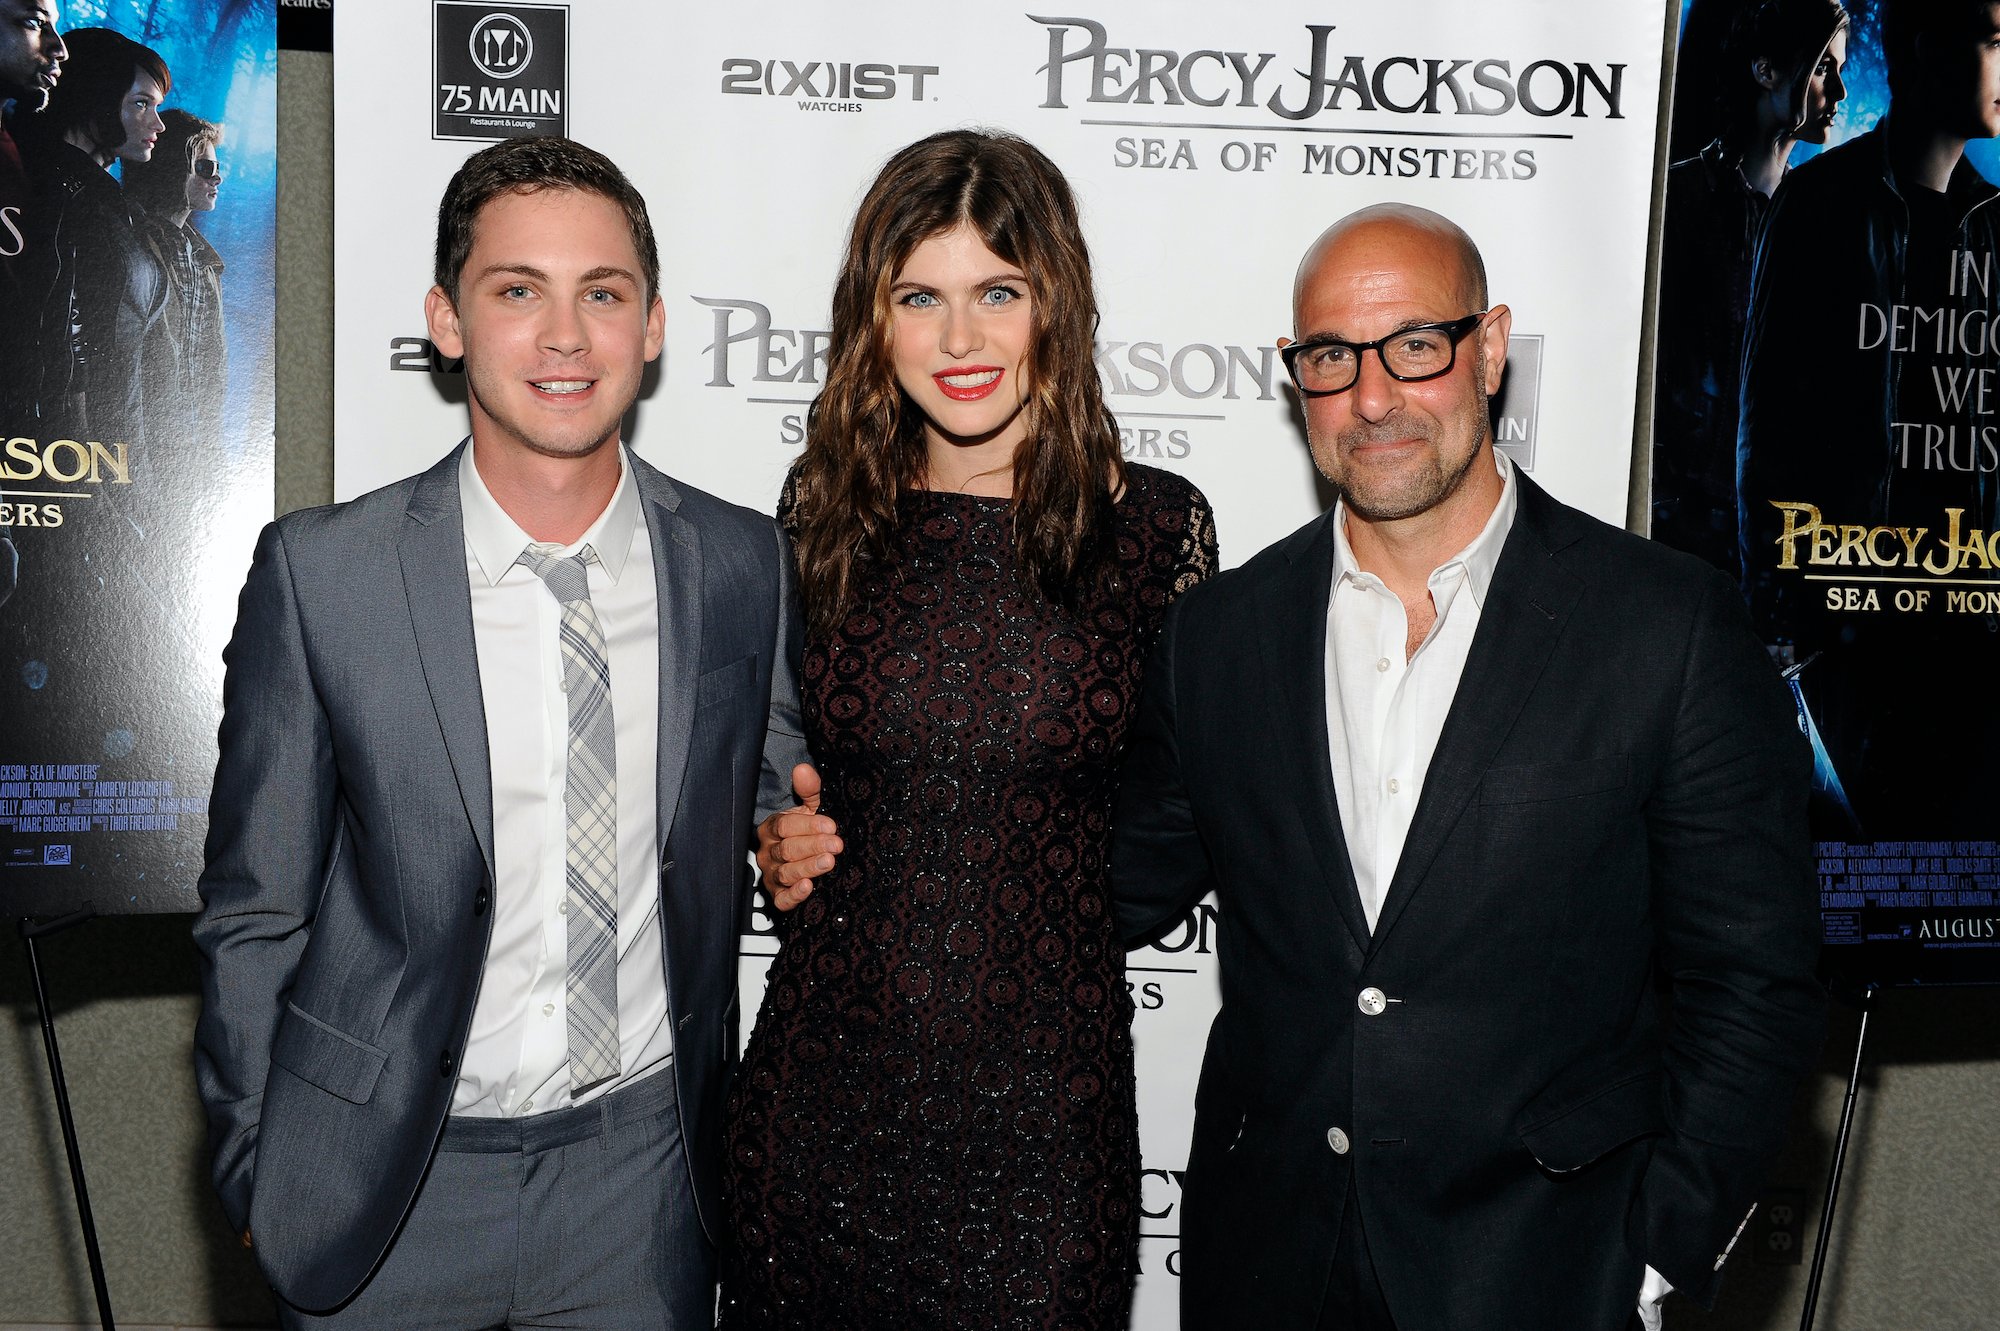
636, 462, 703, 851
1369, 475, 1585, 951
399, 443, 496, 883
1261, 511, 1372, 956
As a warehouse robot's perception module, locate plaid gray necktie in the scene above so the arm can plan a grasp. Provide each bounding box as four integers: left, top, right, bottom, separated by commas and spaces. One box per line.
519, 542, 620, 1091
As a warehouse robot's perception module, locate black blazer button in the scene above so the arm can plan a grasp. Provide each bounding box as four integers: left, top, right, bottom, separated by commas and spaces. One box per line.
439, 1051, 456, 1078
473, 888, 490, 916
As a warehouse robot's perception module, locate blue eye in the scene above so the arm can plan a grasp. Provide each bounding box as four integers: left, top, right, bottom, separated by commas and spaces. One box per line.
900, 291, 939, 308
981, 285, 1023, 306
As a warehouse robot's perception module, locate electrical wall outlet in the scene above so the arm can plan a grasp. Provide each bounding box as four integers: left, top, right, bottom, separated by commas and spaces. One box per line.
1753, 1188, 1807, 1266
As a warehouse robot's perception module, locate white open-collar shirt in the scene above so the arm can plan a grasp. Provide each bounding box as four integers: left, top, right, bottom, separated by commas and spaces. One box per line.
1325, 449, 1516, 931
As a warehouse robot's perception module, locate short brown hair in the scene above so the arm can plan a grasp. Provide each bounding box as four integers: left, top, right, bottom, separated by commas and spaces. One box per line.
39, 27, 170, 156
432, 135, 659, 306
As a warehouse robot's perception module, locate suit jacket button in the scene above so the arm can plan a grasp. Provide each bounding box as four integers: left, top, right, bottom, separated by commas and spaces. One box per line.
1326, 1126, 1351, 1155
439, 1051, 456, 1078
1357, 987, 1387, 1017
473, 889, 490, 916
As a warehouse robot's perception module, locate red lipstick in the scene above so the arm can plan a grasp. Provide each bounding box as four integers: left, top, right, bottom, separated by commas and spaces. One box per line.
932, 365, 1004, 402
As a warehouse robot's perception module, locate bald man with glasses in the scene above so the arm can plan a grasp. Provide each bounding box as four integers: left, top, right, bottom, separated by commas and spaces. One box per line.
1110, 203, 1826, 1331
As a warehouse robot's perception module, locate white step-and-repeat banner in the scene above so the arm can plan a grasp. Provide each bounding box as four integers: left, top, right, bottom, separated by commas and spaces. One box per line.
333, 2, 1667, 1319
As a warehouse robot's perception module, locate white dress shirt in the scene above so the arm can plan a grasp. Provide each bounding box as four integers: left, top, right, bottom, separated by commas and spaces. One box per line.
452, 445, 671, 1117
1324, 451, 1516, 931
1322, 449, 1670, 1315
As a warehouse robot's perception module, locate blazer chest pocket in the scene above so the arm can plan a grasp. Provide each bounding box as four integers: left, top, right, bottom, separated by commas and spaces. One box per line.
695, 654, 758, 711
271, 1002, 388, 1106
1479, 754, 1629, 806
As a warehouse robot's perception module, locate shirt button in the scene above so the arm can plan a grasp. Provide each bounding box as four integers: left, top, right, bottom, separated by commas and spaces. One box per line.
1327, 1126, 1351, 1155
1358, 987, 1388, 1017
543, 1002, 555, 1017
1376, 657, 1391, 672
1386, 778, 1401, 795
520, 1099, 534, 1115
559, 676, 569, 693
559, 901, 570, 915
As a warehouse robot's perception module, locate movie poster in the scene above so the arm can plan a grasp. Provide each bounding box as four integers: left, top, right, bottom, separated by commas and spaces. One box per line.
1654, 0, 2000, 984
0, 0, 277, 916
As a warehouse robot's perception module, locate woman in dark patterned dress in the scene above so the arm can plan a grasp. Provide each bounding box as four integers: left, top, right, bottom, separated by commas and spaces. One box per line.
720, 130, 1216, 1330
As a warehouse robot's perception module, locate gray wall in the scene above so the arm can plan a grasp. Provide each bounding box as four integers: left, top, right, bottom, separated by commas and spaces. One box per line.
4, 41, 1998, 1331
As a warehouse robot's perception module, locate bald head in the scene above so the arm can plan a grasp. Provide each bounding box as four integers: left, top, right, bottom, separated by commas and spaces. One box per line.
1293, 203, 1488, 326
1282, 200, 1511, 536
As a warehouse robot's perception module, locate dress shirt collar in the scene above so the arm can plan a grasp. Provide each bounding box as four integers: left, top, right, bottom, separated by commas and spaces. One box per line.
1330, 447, 1518, 609
458, 442, 641, 587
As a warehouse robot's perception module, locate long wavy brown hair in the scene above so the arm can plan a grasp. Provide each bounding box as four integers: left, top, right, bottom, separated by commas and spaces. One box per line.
788, 129, 1125, 633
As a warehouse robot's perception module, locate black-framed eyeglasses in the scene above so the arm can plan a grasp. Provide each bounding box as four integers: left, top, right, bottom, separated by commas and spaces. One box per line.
193, 158, 221, 180
1280, 312, 1488, 397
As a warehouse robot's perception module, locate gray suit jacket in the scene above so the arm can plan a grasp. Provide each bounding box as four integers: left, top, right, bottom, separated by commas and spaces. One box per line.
192, 443, 807, 1311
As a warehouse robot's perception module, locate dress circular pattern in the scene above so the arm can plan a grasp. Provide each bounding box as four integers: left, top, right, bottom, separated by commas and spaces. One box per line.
721, 465, 1216, 1330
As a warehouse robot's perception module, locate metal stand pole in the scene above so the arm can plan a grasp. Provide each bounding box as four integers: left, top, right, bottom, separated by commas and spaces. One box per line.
20, 911, 117, 1331
1798, 983, 1876, 1331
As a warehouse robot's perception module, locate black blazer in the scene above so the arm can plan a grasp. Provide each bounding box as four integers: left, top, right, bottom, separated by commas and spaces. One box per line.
1112, 473, 1824, 1330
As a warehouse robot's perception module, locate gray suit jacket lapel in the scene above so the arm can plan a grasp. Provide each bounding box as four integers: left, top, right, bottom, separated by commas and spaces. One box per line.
1369, 474, 1585, 952
399, 443, 496, 882
633, 455, 702, 852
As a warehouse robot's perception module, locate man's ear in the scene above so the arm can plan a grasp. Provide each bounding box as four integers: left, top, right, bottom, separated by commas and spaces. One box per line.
425, 285, 465, 359
1478, 304, 1513, 396
644, 293, 665, 362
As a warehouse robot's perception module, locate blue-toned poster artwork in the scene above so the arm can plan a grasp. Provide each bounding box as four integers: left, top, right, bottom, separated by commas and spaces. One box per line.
1681, 0, 2000, 177
0, 0, 277, 915
1657, 0, 2000, 984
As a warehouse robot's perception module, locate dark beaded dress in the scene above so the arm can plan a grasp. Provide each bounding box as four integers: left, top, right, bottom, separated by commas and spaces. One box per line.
720, 464, 1217, 1330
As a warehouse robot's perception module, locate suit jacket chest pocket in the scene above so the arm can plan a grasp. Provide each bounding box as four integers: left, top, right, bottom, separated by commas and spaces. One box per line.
695, 653, 757, 714
1475, 754, 1633, 876
1479, 754, 1629, 807
689, 654, 759, 785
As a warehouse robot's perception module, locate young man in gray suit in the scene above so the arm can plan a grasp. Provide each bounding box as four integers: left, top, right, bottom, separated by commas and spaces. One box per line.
193, 136, 807, 1328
